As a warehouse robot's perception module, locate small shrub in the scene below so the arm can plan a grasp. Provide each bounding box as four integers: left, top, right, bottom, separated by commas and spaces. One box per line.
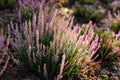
10, 6, 67, 79
17, 0, 55, 19
10, 5, 100, 79
110, 1, 120, 12
94, 29, 120, 60
108, 11, 120, 33
74, 4, 103, 23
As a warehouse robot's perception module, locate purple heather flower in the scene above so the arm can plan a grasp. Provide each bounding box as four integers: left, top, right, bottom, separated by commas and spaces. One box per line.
18, 0, 22, 7
41, 0, 45, 4
0, 57, 9, 76
56, 54, 66, 80
107, 40, 112, 47
0, 36, 4, 49
76, 35, 84, 49
26, 0, 31, 2
72, 26, 79, 33
0, 35, 10, 77
84, 28, 94, 44
89, 35, 99, 52
113, 47, 119, 53
88, 20, 93, 28
116, 31, 120, 39
49, 0, 55, 3
90, 43, 100, 61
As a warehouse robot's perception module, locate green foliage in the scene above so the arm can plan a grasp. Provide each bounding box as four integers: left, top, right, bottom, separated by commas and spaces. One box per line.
74, 5, 103, 23
112, 21, 120, 33
0, 0, 5, 6
40, 34, 53, 46
10, 7, 99, 79
78, 0, 95, 4
94, 29, 119, 60
108, 11, 120, 33
0, 0, 15, 9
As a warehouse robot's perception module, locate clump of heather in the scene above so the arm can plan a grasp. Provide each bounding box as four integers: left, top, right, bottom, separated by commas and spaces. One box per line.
10, 6, 67, 79
18, 0, 55, 10
0, 34, 10, 77
94, 10, 120, 60
94, 29, 120, 60
50, 20, 100, 78
111, 31, 120, 56
17, 0, 55, 19
108, 11, 120, 33
10, 5, 100, 79
110, 0, 120, 12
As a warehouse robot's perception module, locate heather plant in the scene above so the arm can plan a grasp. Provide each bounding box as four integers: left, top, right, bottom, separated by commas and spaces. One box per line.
74, 4, 103, 23
94, 29, 120, 60
9, 5, 100, 79
17, 0, 55, 19
108, 11, 120, 33
110, 0, 120, 12
49, 20, 100, 78
0, 33, 10, 77
9, 7, 68, 79
111, 31, 120, 56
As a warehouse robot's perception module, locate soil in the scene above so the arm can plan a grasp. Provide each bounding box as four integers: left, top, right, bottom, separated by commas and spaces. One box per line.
1, 62, 40, 80
1, 57, 120, 80
78, 57, 120, 80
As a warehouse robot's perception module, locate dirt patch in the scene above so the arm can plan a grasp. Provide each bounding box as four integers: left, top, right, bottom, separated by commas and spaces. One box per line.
1, 57, 120, 80
78, 57, 120, 80
1, 62, 40, 80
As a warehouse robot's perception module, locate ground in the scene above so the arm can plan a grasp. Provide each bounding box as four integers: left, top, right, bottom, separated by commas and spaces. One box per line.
1, 57, 120, 80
